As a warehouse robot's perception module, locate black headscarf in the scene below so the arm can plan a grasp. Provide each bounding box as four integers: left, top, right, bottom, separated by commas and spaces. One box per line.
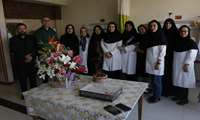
163, 18, 179, 46
146, 20, 167, 48
174, 25, 198, 52
137, 24, 148, 49
121, 21, 138, 46
103, 22, 121, 43
60, 24, 79, 55
88, 25, 105, 74
90, 25, 105, 45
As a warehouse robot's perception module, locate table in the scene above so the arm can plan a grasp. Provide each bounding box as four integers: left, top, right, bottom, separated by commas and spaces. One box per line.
23, 75, 148, 120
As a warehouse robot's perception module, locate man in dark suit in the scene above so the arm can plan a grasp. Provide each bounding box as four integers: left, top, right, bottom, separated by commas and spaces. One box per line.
10, 23, 37, 97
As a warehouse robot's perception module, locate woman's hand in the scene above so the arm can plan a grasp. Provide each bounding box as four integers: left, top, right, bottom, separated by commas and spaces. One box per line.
25, 53, 33, 63
104, 52, 112, 59
154, 60, 161, 70
182, 64, 189, 72
154, 62, 160, 70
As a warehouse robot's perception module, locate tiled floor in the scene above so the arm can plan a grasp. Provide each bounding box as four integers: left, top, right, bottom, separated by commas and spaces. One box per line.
0, 83, 24, 105
0, 83, 200, 120
0, 105, 32, 120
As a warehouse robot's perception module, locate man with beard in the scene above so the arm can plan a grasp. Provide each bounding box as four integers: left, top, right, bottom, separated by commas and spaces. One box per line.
10, 23, 37, 98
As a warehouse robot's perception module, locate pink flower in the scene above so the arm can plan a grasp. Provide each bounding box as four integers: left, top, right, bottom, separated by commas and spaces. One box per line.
47, 58, 54, 65
53, 52, 60, 58
73, 65, 86, 73
73, 55, 82, 64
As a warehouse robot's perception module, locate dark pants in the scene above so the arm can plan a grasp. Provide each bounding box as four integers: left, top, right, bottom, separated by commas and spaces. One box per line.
150, 75, 162, 98
162, 58, 174, 97
16, 62, 37, 92
136, 52, 146, 77
122, 73, 137, 81
175, 86, 188, 101
103, 70, 122, 79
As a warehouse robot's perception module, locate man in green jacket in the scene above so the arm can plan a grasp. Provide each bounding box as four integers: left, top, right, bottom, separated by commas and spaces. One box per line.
34, 17, 58, 50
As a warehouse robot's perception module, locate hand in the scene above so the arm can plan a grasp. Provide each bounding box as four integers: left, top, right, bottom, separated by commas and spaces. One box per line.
104, 52, 109, 58
107, 52, 112, 59
182, 64, 189, 72
104, 52, 112, 59
154, 62, 160, 70
67, 50, 74, 57
25, 53, 32, 63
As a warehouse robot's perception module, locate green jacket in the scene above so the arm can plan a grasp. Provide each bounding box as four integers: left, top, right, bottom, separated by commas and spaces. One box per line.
34, 27, 58, 49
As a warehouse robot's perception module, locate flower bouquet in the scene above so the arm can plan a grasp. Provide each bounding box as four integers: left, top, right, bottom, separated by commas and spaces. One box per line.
37, 37, 86, 88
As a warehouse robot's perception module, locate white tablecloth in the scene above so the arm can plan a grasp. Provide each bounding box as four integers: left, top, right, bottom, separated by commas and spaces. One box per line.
23, 75, 148, 120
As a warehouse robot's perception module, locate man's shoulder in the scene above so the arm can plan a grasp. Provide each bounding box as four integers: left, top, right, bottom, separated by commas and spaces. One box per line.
48, 27, 57, 34
27, 34, 36, 39
35, 27, 44, 33
10, 35, 18, 41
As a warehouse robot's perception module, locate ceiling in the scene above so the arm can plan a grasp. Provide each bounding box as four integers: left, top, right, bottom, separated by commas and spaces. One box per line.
15, 0, 69, 6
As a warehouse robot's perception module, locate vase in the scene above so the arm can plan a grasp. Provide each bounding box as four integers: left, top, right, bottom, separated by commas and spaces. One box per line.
65, 72, 77, 89
48, 77, 65, 88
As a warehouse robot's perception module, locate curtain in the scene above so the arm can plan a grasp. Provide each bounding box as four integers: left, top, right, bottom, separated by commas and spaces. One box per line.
118, 0, 130, 33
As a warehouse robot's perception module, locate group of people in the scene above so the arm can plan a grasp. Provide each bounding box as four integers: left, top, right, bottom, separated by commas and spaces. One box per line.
10, 16, 199, 106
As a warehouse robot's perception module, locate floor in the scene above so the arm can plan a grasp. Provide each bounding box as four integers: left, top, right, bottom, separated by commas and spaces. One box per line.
0, 82, 200, 120
0, 105, 32, 120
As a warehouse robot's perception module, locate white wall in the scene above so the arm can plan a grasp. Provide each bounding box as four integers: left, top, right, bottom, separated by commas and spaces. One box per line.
61, 0, 118, 35
130, 0, 200, 26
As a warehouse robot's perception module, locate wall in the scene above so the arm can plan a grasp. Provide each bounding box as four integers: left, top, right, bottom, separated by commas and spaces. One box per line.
130, 0, 200, 26
6, 19, 63, 36
0, 0, 13, 83
3, 0, 62, 36
17, 0, 69, 6
61, 0, 117, 35
3, 0, 61, 19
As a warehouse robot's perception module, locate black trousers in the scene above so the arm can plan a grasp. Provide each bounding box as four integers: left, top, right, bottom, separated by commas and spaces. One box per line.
15, 62, 37, 93
121, 73, 137, 81
162, 58, 174, 97
103, 70, 122, 79
175, 86, 188, 101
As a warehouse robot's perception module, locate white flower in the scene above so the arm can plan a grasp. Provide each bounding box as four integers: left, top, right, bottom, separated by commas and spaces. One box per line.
47, 67, 55, 78
59, 54, 71, 64
39, 74, 46, 80
69, 62, 77, 69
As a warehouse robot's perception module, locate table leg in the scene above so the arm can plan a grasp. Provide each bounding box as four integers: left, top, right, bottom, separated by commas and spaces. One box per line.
138, 94, 143, 120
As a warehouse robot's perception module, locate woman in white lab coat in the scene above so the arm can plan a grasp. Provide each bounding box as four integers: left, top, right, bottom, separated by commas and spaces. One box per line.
120, 21, 138, 80
79, 26, 90, 73
145, 20, 167, 103
101, 22, 122, 79
173, 25, 198, 105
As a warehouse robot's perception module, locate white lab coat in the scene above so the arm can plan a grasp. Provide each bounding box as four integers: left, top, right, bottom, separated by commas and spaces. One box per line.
121, 43, 137, 74
146, 45, 167, 76
101, 40, 122, 71
79, 37, 90, 73
173, 49, 198, 88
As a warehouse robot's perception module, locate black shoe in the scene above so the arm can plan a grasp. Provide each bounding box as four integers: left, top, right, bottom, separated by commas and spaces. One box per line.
147, 96, 161, 103
144, 88, 152, 95
171, 96, 179, 101
176, 100, 188, 105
